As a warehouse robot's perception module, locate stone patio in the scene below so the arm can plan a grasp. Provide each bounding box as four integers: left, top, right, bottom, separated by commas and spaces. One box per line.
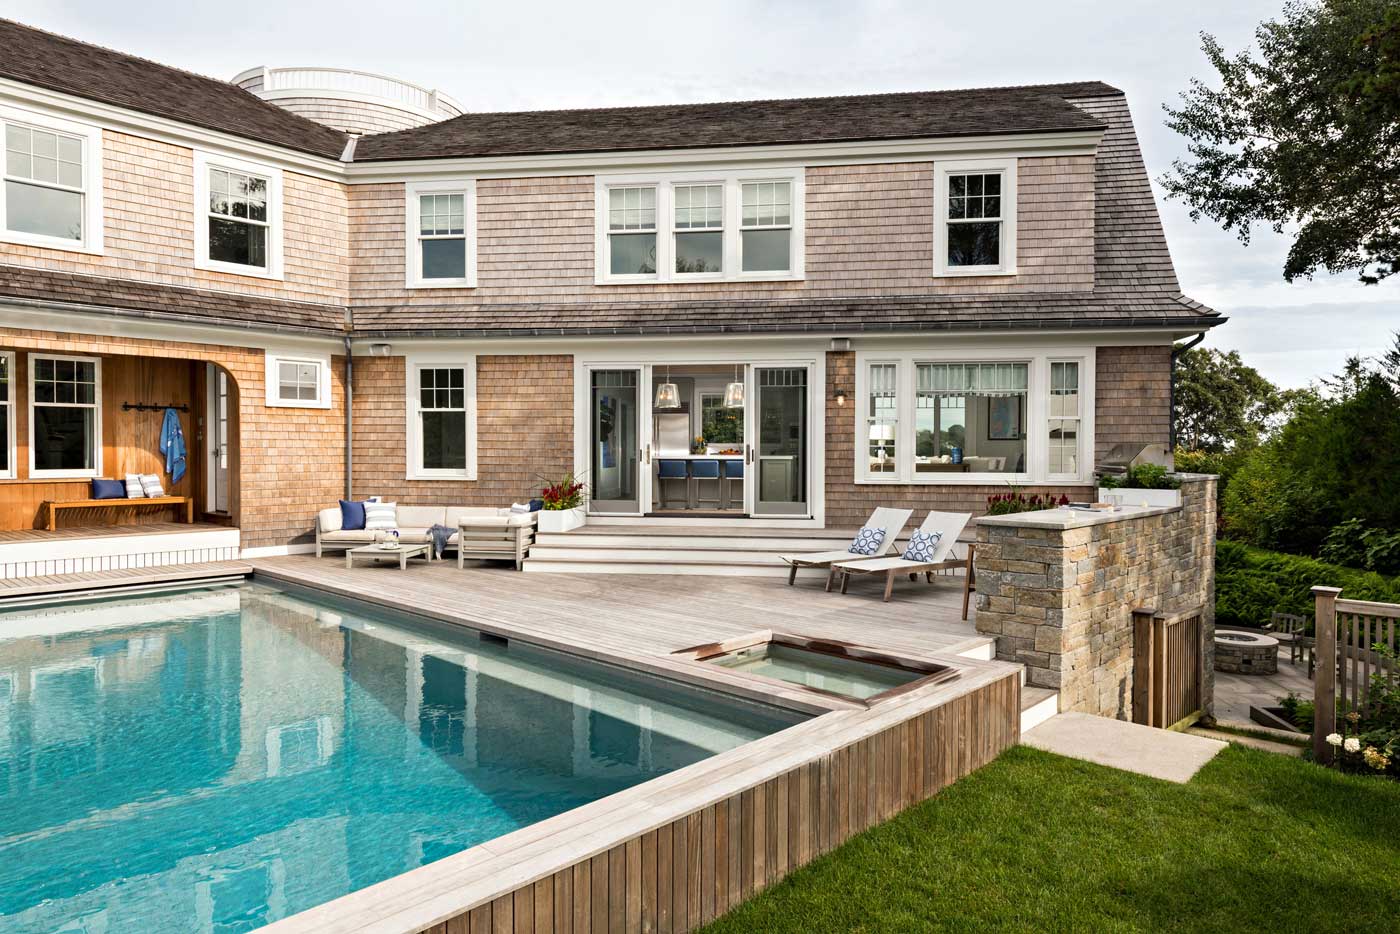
1213, 655, 1313, 729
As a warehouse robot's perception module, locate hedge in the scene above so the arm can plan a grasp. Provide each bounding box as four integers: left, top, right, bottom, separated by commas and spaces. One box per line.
1215, 539, 1400, 631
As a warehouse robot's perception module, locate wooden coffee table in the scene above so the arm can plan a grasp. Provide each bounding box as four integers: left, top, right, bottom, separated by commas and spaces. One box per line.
345, 542, 432, 570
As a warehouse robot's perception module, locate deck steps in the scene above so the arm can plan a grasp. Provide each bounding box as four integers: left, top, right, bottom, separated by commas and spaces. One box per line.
1020, 686, 1060, 733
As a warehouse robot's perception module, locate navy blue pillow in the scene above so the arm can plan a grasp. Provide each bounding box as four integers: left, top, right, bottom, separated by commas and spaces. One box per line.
339, 499, 367, 530
91, 478, 126, 500
528, 498, 544, 512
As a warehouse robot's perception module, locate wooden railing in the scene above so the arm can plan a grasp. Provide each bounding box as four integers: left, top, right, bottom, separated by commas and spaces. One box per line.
1132, 606, 1205, 730
1312, 587, 1400, 764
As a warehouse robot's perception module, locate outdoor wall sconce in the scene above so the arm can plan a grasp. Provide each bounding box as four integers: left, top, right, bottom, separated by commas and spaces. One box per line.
834, 388, 848, 406
368, 343, 393, 357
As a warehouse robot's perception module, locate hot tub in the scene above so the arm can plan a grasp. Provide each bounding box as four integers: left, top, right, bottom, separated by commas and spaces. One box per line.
1214, 629, 1280, 674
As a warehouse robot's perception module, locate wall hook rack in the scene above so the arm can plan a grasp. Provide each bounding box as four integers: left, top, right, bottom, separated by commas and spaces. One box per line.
122, 402, 190, 412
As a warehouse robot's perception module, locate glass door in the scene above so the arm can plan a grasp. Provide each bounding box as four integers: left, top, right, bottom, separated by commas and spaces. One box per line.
588, 367, 650, 514
206, 363, 230, 514
749, 366, 809, 516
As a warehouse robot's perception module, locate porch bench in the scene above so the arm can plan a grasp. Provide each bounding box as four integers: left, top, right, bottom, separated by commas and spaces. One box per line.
44, 495, 195, 531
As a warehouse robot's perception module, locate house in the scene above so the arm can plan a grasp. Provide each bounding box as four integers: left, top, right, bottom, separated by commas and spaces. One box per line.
0, 18, 1222, 563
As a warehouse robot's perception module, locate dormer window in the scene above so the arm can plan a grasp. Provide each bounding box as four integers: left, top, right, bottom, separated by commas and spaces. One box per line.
193, 150, 283, 279
933, 158, 1017, 277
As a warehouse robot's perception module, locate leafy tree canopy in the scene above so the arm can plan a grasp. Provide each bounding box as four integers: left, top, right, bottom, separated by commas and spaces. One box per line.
1161, 0, 1400, 283
1174, 346, 1290, 452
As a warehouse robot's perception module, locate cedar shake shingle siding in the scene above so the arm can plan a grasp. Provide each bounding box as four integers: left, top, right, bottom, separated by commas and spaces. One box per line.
1094, 346, 1172, 461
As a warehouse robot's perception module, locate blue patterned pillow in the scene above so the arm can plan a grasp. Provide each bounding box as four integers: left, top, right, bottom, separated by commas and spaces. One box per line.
847, 526, 886, 556
902, 529, 943, 563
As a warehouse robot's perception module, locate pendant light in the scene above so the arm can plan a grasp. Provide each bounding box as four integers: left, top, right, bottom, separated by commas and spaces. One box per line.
723, 363, 745, 408
654, 365, 680, 409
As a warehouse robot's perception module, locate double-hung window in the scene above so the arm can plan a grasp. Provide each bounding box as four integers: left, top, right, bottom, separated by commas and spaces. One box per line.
673, 184, 723, 275
194, 150, 283, 278
857, 350, 1091, 484
406, 357, 477, 480
30, 354, 100, 478
740, 181, 792, 273
0, 105, 102, 253
264, 353, 330, 409
934, 159, 1016, 276
596, 169, 803, 283
405, 180, 476, 288
0, 352, 12, 479
607, 186, 658, 277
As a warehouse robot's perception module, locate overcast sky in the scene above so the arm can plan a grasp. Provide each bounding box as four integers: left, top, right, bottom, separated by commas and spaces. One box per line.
10, 0, 1396, 387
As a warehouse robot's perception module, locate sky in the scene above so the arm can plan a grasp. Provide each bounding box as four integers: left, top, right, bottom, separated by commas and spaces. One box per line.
8, 0, 1396, 387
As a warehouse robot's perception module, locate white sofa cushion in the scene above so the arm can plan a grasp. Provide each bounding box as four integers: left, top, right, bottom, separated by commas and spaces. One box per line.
320, 529, 377, 543
318, 507, 343, 533
397, 506, 448, 529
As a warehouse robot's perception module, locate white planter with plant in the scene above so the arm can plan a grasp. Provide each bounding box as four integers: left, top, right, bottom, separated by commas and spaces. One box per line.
537, 472, 587, 533
1098, 464, 1182, 508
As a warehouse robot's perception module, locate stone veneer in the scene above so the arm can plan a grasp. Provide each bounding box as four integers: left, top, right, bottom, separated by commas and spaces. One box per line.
972, 475, 1217, 720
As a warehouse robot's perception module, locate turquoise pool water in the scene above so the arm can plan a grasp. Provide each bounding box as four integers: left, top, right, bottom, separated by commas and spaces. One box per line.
0, 582, 801, 933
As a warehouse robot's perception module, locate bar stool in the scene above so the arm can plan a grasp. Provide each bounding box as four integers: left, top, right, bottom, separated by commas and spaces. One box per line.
690, 459, 722, 510
657, 460, 689, 509
721, 459, 744, 509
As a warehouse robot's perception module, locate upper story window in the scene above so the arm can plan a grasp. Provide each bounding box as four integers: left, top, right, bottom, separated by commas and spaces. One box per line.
934, 158, 1017, 277
405, 179, 476, 288
30, 354, 101, 479
0, 105, 103, 254
595, 168, 803, 284
264, 351, 330, 409
855, 348, 1091, 485
194, 150, 283, 279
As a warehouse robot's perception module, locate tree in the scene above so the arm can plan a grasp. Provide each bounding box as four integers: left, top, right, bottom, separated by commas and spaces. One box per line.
1173, 347, 1287, 452
1161, 1, 1400, 283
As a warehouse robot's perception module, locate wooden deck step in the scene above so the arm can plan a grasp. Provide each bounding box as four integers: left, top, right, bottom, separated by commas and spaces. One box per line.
1020, 686, 1060, 733
0, 560, 252, 602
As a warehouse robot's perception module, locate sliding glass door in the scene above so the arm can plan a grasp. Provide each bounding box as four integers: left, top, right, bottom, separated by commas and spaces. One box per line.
588, 367, 649, 514
749, 366, 809, 516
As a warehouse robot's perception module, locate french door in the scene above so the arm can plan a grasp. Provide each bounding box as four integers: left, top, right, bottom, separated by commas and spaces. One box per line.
206, 364, 230, 513
746, 364, 811, 517
587, 366, 652, 514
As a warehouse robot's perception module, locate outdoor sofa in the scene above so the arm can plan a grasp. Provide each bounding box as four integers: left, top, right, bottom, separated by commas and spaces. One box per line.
315, 505, 537, 569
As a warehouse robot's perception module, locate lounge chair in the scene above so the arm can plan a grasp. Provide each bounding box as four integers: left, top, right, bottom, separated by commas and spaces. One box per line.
777, 507, 913, 585
828, 511, 974, 612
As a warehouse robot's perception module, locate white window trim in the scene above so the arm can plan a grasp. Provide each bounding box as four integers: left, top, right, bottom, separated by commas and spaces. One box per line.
404, 178, 477, 289
193, 149, 284, 280
264, 351, 331, 409
28, 352, 102, 480
405, 354, 478, 480
0, 350, 14, 479
0, 103, 104, 255
853, 346, 1094, 486
594, 167, 805, 285
933, 157, 1017, 277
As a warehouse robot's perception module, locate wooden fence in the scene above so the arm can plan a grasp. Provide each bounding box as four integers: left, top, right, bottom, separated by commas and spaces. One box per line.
1312, 586, 1400, 764
1132, 606, 1205, 730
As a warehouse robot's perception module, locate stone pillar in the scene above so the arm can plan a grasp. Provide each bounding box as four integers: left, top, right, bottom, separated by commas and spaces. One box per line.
973, 475, 1217, 721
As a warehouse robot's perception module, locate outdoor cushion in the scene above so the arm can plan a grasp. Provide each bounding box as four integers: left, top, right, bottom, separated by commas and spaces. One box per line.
139, 474, 165, 497
91, 478, 126, 500
125, 474, 145, 499
397, 506, 448, 528
902, 529, 943, 563
364, 501, 398, 531
320, 529, 376, 543
848, 526, 886, 556
393, 528, 435, 543
339, 499, 366, 530
318, 507, 343, 533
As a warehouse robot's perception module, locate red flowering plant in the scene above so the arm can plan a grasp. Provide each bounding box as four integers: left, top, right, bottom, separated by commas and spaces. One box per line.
539, 472, 587, 511
985, 487, 1070, 516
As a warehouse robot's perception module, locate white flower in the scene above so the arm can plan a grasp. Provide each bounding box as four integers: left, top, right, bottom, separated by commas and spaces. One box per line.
1326, 733, 1343, 746
1344, 737, 1361, 753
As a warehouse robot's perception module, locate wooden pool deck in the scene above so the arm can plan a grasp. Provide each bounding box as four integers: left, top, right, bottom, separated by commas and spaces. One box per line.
249, 553, 992, 663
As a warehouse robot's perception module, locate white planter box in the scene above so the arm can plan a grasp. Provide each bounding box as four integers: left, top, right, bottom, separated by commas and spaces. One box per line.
1098, 487, 1182, 509
537, 506, 586, 533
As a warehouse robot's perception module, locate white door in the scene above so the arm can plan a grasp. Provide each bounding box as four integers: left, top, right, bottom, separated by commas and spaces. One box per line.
585, 365, 652, 515
206, 364, 230, 513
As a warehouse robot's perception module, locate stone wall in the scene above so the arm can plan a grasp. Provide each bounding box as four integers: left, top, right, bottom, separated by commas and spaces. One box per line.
972, 475, 1217, 720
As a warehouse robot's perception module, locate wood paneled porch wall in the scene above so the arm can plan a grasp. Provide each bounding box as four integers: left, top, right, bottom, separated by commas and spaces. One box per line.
424, 672, 1019, 934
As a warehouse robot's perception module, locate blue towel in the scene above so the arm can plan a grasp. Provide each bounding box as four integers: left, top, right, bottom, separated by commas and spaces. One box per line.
429, 523, 455, 559
159, 407, 187, 484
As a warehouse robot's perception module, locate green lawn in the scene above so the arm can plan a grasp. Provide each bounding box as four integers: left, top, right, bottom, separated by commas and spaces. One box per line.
702, 745, 1400, 934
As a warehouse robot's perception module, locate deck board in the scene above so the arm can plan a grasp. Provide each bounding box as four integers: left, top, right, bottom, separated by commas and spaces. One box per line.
0, 560, 251, 598
0, 521, 229, 543
248, 554, 986, 659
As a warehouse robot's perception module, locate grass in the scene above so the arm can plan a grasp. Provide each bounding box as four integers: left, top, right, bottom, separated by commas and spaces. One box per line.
701, 745, 1400, 934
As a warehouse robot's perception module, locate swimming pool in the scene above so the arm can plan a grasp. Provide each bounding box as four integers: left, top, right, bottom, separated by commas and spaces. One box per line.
0, 582, 803, 933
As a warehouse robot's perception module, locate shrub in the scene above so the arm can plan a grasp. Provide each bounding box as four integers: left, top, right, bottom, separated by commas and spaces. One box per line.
985, 490, 1070, 516
1099, 463, 1181, 490
1215, 539, 1400, 630
1319, 519, 1400, 576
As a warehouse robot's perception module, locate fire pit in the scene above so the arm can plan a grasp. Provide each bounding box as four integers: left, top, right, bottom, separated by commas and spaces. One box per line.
1214, 629, 1279, 674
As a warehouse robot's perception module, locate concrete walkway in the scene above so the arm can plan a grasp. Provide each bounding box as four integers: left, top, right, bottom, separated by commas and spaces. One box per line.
1022, 712, 1227, 783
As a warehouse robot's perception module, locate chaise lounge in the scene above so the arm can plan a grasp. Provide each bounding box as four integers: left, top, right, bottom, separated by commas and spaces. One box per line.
776, 507, 914, 584
828, 511, 974, 612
